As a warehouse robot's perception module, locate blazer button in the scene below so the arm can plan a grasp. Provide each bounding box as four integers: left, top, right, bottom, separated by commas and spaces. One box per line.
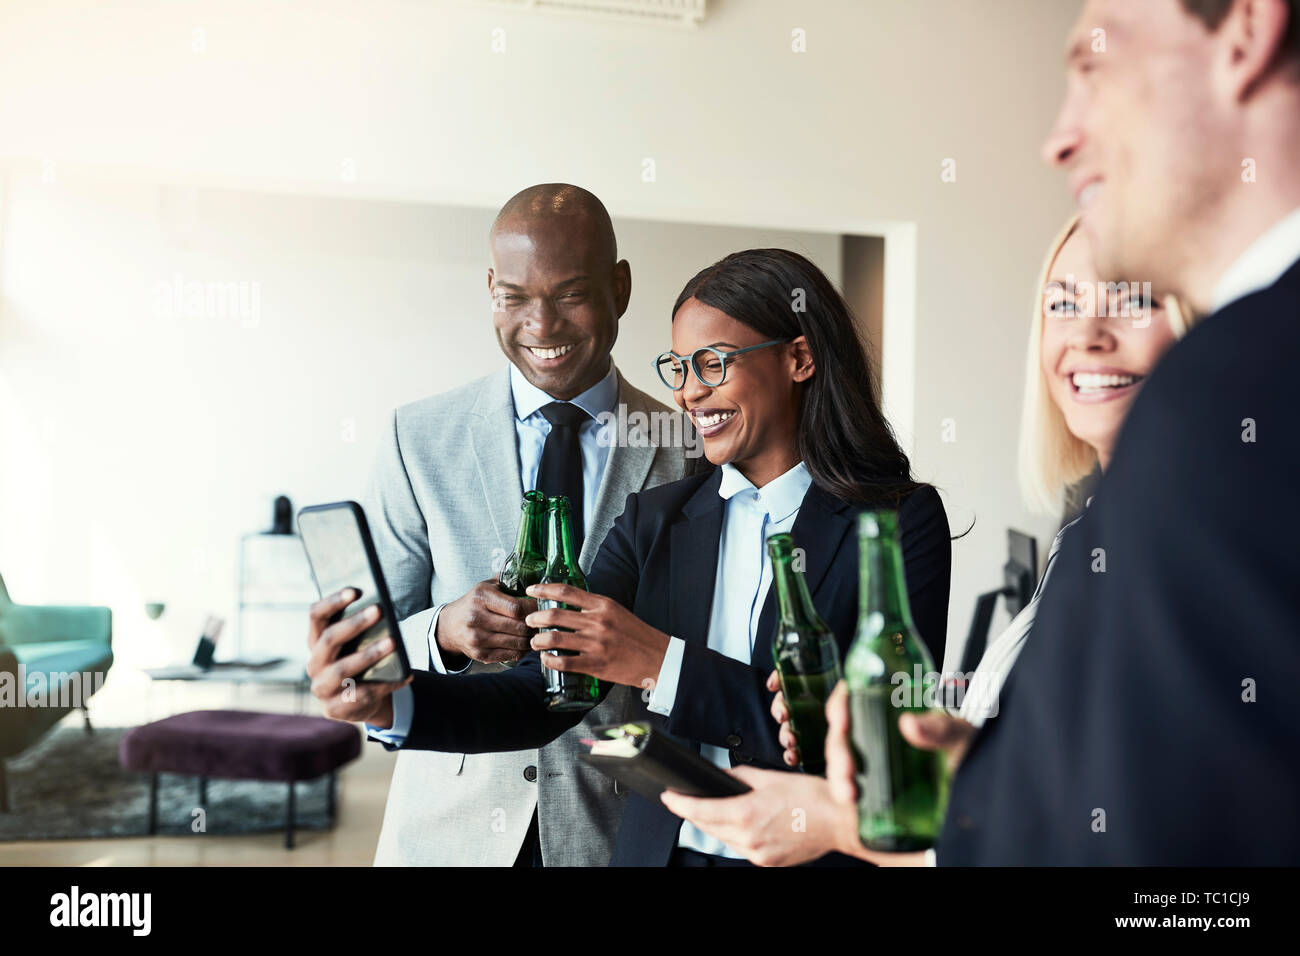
726, 734, 742, 748
523, 765, 538, 783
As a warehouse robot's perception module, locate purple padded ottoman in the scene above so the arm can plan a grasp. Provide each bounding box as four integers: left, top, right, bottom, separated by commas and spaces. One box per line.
120, 710, 361, 848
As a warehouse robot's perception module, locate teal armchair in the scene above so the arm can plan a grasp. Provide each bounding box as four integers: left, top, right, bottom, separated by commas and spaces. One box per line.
0, 572, 113, 810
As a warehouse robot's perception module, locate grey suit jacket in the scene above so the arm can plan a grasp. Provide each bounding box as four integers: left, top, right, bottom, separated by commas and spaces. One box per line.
366, 366, 689, 866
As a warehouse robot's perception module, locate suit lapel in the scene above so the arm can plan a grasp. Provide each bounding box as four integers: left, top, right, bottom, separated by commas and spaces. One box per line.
581, 371, 658, 568
467, 369, 525, 553
752, 485, 855, 673
669, 469, 725, 646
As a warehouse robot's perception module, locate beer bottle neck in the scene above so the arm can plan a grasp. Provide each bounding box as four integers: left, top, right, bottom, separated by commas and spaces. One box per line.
546, 505, 580, 572
515, 501, 544, 556
526, 507, 547, 558
859, 514, 916, 631
771, 546, 821, 630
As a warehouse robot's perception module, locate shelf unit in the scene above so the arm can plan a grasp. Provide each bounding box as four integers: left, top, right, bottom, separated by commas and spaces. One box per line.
234, 532, 318, 661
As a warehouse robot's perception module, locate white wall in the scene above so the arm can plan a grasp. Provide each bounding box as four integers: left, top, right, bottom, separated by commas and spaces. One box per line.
0, 0, 1081, 677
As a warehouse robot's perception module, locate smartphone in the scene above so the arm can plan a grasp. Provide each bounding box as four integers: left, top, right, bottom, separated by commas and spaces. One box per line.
297, 501, 411, 683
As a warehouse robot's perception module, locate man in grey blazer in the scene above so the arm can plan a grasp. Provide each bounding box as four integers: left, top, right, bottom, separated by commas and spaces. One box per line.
307, 183, 691, 865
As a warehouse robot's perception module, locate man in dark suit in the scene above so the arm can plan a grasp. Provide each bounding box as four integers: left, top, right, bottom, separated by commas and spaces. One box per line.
939, 0, 1300, 866
661, 0, 1300, 866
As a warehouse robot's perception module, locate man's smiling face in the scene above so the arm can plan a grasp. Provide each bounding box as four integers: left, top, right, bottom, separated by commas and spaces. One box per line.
488, 210, 628, 401
1042, 0, 1227, 294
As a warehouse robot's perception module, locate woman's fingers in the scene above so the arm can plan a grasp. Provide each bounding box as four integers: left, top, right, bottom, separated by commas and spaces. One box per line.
524, 608, 587, 632
770, 691, 788, 725
899, 711, 977, 773
824, 682, 858, 806
525, 583, 599, 609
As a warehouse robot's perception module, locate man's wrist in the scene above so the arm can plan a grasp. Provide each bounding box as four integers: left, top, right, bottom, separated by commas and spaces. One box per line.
433, 610, 470, 671
370, 696, 395, 730
367, 684, 413, 749
629, 632, 672, 690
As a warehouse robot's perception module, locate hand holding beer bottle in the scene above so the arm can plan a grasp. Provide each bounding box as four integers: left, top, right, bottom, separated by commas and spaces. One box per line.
844, 510, 947, 851
495, 490, 548, 667
535, 495, 601, 711
433, 493, 536, 666
767, 532, 842, 775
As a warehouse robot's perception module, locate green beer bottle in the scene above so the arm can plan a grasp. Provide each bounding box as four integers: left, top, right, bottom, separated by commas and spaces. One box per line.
768, 532, 842, 775
845, 510, 947, 851
497, 491, 548, 667
537, 495, 601, 712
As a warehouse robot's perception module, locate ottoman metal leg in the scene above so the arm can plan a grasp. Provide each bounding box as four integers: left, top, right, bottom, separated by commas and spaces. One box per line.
147, 773, 159, 835
198, 776, 207, 805
327, 771, 337, 823
0, 760, 8, 813
285, 782, 296, 850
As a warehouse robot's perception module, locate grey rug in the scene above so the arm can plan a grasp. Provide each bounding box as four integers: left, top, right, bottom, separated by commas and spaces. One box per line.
0, 726, 332, 840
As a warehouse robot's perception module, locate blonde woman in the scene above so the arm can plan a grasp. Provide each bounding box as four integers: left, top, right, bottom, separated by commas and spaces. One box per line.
957, 214, 1192, 724
658, 217, 1194, 866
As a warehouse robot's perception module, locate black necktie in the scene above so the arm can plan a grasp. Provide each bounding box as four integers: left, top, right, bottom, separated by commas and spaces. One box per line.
537, 402, 589, 553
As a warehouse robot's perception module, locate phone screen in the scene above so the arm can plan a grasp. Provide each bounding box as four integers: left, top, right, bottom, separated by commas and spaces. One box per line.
299, 505, 407, 682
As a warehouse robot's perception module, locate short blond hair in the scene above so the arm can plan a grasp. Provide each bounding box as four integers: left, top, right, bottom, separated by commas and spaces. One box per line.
1017, 215, 1195, 514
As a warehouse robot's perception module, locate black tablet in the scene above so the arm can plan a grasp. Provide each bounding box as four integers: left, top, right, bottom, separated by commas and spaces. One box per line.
579, 722, 752, 802
297, 501, 411, 683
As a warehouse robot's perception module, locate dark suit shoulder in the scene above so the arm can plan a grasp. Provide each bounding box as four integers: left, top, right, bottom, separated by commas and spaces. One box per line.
897, 482, 947, 528
1107, 269, 1299, 493
1141, 261, 1300, 398
619, 466, 720, 518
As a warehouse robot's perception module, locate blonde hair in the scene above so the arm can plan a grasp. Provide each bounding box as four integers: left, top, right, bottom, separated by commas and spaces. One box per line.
1017, 214, 1195, 514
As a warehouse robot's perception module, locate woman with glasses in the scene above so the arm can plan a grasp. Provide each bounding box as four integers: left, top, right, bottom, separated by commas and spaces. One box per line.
366, 248, 952, 866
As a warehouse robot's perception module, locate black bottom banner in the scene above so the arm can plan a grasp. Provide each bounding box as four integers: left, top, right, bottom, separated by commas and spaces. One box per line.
0, 864, 1284, 942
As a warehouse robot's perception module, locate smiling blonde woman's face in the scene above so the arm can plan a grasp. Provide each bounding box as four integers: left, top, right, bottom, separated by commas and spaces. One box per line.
1040, 230, 1178, 469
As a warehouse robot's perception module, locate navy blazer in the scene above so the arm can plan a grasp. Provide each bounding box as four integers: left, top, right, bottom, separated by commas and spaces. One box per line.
401, 466, 952, 865
939, 257, 1300, 865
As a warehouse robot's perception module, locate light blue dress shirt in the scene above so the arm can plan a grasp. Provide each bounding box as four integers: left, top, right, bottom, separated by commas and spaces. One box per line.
648, 460, 812, 859
368, 361, 619, 746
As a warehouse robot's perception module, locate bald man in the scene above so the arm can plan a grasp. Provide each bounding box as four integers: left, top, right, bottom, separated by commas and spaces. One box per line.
306, 184, 692, 865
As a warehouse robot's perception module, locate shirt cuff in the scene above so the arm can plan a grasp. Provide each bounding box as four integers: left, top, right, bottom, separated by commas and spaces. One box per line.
426, 603, 470, 675
647, 636, 685, 716
925, 848, 938, 867
367, 683, 413, 748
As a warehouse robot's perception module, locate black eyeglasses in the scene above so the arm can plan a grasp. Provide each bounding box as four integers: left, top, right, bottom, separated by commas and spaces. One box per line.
653, 340, 788, 390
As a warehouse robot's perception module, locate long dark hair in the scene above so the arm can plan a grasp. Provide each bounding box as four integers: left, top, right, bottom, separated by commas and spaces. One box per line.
673, 248, 918, 508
